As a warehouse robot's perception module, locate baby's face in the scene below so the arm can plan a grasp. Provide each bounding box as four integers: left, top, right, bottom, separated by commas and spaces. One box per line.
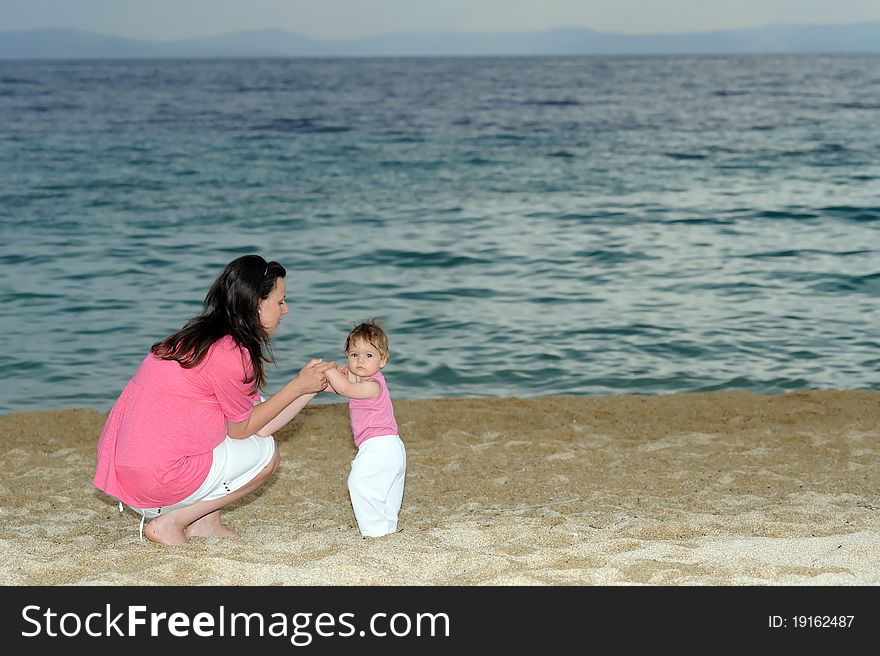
346, 339, 387, 377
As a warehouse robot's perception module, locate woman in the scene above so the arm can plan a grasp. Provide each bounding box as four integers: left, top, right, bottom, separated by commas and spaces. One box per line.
93, 254, 334, 545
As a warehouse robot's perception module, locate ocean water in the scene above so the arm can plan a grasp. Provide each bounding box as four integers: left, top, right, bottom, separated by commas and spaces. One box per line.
1, 54, 878, 414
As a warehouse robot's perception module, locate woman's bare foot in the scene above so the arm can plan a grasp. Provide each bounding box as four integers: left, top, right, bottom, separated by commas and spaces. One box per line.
143, 517, 188, 546
184, 511, 239, 538
185, 523, 239, 538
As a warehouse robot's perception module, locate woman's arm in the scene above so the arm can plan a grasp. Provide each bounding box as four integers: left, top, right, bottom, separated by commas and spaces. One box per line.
255, 391, 317, 437
227, 359, 333, 439
324, 366, 380, 400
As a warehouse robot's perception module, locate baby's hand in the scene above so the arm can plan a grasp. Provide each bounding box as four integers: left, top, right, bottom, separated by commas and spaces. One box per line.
336, 365, 349, 376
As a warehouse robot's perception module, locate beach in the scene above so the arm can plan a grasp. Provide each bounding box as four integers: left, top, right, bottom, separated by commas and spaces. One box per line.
0, 390, 877, 586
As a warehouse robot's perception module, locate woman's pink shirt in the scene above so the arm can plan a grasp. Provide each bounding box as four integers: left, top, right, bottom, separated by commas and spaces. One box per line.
93, 336, 257, 507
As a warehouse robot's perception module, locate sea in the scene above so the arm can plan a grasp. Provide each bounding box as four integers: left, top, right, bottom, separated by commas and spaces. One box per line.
1, 54, 878, 414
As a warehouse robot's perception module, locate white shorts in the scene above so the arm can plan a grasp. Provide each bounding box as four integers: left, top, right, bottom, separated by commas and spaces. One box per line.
348, 434, 406, 537
128, 434, 276, 520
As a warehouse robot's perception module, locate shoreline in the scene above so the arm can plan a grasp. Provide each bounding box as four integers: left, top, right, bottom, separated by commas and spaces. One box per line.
1, 390, 878, 585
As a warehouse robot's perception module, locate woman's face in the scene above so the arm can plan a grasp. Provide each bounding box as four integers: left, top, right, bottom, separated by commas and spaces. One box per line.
258, 277, 288, 334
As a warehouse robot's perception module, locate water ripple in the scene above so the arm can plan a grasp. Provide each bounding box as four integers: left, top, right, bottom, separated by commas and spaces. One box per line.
1, 54, 879, 413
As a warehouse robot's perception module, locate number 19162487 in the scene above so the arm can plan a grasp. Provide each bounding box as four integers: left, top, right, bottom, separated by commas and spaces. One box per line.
769, 615, 854, 628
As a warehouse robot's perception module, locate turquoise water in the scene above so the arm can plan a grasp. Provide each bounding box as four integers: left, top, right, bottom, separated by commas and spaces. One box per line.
1, 55, 878, 413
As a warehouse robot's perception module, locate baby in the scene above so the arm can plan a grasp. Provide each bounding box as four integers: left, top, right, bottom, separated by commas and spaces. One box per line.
325, 320, 406, 537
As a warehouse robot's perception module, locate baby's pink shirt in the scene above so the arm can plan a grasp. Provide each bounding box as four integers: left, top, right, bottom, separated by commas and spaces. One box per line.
349, 370, 399, 447
93, 335, 258, 507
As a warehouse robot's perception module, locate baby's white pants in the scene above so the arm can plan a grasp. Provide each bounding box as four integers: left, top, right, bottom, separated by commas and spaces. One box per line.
348, 434, 406, 537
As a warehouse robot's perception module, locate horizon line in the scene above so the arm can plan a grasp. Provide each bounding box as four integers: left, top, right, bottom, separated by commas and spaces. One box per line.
4, 19, 880, 43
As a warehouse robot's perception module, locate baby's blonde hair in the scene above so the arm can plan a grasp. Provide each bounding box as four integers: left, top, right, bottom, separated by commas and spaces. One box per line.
344, 318, 389, 357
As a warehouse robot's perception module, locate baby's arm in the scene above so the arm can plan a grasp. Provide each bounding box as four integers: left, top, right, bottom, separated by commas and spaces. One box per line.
325, 366, 380, 400
323, 365, 349, 395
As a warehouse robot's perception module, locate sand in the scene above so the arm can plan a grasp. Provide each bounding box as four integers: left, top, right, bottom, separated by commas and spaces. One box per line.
0, 390, 877, 586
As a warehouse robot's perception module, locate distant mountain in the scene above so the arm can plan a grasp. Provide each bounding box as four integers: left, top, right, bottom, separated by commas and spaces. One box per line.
2, 23, 880, 60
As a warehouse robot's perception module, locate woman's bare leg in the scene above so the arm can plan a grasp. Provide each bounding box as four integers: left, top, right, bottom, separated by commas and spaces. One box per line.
144, 449, 280, 545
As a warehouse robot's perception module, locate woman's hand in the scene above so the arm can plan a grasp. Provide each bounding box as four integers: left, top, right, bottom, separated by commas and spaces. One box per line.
295, 359, 335, 393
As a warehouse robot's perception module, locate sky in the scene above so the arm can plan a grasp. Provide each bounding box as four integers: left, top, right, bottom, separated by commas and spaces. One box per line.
1, 0, 879, 41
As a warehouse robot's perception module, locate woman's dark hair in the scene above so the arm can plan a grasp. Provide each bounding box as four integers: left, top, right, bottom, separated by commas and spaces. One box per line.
151, 254, 286, 393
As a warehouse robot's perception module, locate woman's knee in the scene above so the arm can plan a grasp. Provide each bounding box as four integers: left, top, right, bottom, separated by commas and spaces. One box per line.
247, 448, 279, 488
263, 447, 280, 477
